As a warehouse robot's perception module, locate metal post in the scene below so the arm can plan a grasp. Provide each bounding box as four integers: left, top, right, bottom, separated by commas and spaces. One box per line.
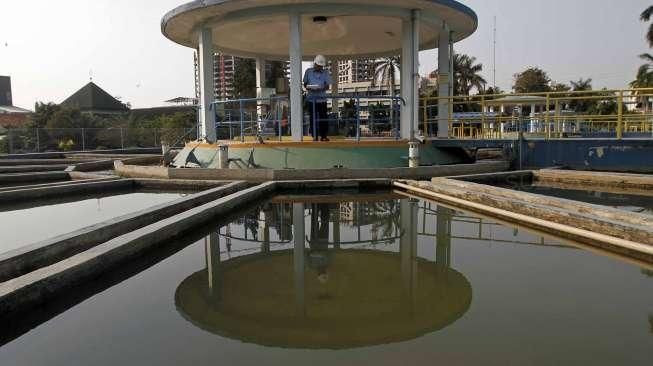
81, 128, 86, 151
312, 99, 317, 141
356, 97, 361, 142
481, 96, 486, 138
35, 128, 39, 152
120, 128, 124, 149
218, 145, 229, 169
239, 100, 245, 142
278, 99, 283, 141
617, 91, 624, 140
545, 94, 551, 140
555, 101, 561, 138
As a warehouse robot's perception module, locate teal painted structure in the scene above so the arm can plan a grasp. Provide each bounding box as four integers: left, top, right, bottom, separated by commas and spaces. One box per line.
173, 143, 466, 169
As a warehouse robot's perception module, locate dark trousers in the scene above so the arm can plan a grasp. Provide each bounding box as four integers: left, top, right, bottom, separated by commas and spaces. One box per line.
308, 101, 328, 140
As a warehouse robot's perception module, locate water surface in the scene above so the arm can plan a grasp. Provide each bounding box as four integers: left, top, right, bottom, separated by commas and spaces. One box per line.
0, 195, 651, 365
0, 191, 186, 254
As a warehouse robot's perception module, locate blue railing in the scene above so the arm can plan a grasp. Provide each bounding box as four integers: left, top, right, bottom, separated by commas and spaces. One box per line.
211, 95, 405, 142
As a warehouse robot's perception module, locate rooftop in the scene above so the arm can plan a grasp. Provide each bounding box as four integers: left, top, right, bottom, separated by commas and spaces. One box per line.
61, 82, 129, 112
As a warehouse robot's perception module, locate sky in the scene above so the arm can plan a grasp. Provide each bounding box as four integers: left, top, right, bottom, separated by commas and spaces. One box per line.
0, 0, 651, 109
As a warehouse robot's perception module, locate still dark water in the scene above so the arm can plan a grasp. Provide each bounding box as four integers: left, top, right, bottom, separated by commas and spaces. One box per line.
1, 194, 652, 365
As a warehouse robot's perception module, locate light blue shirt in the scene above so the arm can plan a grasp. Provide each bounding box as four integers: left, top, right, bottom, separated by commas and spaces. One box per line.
303, 67, 333, 102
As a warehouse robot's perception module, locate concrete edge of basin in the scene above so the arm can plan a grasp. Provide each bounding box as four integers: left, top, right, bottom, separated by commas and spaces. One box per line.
0, 181, 248, 282
394, 181, 653, 263
0, 179, 136, 204
114, 160, 509, 182
0, 182, 276, 315
0, 171, 70, 184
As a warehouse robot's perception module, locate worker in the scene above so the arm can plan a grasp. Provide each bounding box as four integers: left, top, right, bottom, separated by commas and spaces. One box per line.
303, 55, 333, 141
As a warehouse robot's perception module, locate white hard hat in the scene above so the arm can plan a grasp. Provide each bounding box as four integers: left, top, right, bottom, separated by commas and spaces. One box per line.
314, 54, 327, 67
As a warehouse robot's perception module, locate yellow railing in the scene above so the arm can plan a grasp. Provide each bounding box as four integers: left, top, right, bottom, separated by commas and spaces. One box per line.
420, 88, 653, 140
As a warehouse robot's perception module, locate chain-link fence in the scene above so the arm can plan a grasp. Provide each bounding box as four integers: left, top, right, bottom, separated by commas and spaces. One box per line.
0, 127, 197, 154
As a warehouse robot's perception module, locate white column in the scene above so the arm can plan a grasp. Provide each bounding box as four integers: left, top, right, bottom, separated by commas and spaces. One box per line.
292, 203, 306, 317
198, 28, 217, 142
437, 23, 452, 138
530, 103, 536, 133
256, 58, 267, 121
289, 13, 303, 141
400, 10, 420, 140
205, 230, 221, 298
400, 199, 418, 313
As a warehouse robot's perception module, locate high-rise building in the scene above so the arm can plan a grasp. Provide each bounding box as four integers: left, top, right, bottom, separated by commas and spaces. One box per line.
337, 59, 376, 84
194, 52, 239, 101
194, 53, 288, 101
0, 76, 12, 106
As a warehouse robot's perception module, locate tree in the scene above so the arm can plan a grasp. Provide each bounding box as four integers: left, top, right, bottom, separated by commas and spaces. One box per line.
431, 54, 487, 96
267, 61, 288, 88
452, 54, 486, 96
641, 6, 653, 47
569, 78, 593, 112
233, 58, 256, 99
631, 64, 653, 111
372, 57, 401, 128
513, 67, 551, 93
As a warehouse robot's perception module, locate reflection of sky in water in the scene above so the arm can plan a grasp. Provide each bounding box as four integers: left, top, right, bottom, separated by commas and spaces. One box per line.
0, 192, 186, 254
1, 196, 652, 366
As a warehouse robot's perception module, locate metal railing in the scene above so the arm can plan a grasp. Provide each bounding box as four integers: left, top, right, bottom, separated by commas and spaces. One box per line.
212, 94, 404, 142
0, 127, 195, 154
420, 88, 653, 140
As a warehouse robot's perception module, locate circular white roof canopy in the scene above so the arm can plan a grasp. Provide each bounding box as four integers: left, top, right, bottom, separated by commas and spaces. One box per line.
162, 0, 478, 61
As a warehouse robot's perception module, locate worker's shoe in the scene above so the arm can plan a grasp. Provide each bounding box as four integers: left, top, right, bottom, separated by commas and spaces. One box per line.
321, 137, 330, 142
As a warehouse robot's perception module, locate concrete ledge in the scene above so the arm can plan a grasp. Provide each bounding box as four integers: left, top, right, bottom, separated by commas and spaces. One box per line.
0, 159, 94, 166
115, 161, 509, 182
396, 180, 653, 262
0, 181, 248, 282
0, 177, 119, 193
0, 165, 71, 173
0, 179, 135, 205
0, 171, 70, 185
0, 152, 66, 160
134, 179, 231, 191
0, 182, 275, 314
451, 170, 534, 184
534, 169, 653, 190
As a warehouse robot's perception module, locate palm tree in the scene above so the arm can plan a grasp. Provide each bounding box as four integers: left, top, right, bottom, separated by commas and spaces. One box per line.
453, 54, 487, 96
569, 78, 593, 113
372, 57, 401, 128
641, 6, 653, 47
630, 64, 653, 112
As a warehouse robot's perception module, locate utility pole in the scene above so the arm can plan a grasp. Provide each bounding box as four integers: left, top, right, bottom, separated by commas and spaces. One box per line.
493, 16, 497, 90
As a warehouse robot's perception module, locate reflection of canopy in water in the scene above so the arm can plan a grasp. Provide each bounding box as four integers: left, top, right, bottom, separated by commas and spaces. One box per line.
175, 250, 472, 349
